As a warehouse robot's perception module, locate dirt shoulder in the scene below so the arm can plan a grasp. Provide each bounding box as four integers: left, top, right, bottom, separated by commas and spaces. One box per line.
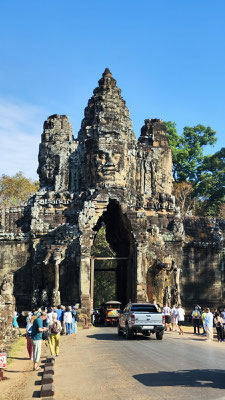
0, 331, 49, 400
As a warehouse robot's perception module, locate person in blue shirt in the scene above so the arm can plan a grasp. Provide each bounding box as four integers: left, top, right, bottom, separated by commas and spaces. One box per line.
72, 306, 77, 334
13, 311, 22, 336
55, 305, 63, 322
31, 312, 47, 371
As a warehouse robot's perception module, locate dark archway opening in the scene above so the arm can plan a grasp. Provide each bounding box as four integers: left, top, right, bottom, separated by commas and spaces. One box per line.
91, 199, 136, 308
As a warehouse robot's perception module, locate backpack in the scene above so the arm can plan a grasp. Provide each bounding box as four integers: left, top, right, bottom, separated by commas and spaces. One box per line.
194, 311, 199, 318
26, 325, 32, 336
75, 313, 79, 322
52, 321, 59, 334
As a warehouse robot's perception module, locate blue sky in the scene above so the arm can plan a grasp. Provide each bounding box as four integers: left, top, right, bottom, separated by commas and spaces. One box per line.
0, 0, 224, 180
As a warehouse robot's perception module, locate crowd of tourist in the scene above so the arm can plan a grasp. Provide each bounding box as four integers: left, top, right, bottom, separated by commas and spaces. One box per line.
161, 302, 225, 342
12, 301, 225, 371
17, 304, 79, 371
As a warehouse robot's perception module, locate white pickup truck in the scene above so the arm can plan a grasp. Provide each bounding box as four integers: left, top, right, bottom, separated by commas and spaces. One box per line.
118, 303, 165, 340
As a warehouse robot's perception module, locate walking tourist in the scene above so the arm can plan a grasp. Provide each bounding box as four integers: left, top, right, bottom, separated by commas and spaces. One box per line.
162, 303, 171, 331
47, 307, 53, 327
49, 312, 62, 356
201, 309, 207, 336
31, 311, 48, 371
26, 311, 33, 323
72, 306, 77, 334
26, 315, 36, 360
176, 304, 185, 335
205, 308, 214, 342
192, 306, 201, 334
221, 306, 225, 328
64, 306, 73, 335
55, 305, 63, 322
214, 312, 224, 342
12, 311, 22, 335
171, 305, 178, 331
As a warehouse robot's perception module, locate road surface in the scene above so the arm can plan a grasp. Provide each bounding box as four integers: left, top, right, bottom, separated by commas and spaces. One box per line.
54, 326, 225, 400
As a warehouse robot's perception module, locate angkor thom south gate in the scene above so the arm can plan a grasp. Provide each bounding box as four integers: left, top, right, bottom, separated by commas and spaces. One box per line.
0, 69, 224, 318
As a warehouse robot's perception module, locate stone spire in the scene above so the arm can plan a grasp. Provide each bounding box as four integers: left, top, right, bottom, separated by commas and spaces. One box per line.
78, 68, 135, 141
138, 119, 169, 147
75, 69, 137, 190
37, 114, 76, 191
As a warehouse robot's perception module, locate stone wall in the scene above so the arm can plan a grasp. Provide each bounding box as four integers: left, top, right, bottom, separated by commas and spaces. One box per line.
0, 274, 16, 350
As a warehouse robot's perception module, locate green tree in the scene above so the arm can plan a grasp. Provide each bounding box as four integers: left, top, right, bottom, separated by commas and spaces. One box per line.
91, 224, 117, 307
165, 122, 217, 182
0, 172, 39, 208
165, 122, 224, 216
194, 147, 225, 215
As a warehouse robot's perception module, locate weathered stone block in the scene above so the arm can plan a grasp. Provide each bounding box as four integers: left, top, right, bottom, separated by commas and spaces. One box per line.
40, 383, 55, 398
44, 366, 54, 375
42, 373, 54, 385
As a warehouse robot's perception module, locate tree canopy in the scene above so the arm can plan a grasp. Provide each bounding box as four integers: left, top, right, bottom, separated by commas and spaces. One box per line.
165, 122, 217, 182
165, 122, 224, 217
0, 172, 39, 208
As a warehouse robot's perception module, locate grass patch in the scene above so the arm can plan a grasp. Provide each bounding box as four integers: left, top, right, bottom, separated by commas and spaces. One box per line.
6, 330, 26, 366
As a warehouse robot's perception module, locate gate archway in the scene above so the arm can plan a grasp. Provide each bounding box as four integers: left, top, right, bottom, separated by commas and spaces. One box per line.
90, 256, 129, 309
89, 199, 136, 308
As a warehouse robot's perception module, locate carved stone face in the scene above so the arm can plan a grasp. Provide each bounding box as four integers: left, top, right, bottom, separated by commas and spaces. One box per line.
85, 137, 125, 187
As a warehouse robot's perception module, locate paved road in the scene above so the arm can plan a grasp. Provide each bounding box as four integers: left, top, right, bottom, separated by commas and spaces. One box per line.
54, 326, 225, 400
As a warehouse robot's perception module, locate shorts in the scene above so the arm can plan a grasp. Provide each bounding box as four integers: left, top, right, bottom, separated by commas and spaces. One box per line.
165, 315, 171, 324
178, 321, 184, 326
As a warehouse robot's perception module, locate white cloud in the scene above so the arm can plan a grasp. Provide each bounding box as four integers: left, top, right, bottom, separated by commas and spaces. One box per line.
0, 98, 46, 180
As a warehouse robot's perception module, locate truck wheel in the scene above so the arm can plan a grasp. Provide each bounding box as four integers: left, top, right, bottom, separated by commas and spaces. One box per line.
156, 332, 163, 340
118, 325, 123, 336
125, 325, 133, 340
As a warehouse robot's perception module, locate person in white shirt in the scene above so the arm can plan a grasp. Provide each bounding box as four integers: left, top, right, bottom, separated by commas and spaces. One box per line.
171, 305, 178, 331
176, 304, 185, 335
47, 308, 53, 327
64, 306, 73, 335
205, 308, 214, 341
162, 303, 172, 331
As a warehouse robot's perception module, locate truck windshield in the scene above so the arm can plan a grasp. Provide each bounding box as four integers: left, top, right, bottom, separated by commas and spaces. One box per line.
131, 305, 158, 313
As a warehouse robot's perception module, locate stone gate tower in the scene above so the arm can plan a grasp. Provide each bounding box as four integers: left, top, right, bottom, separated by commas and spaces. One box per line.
0, 69, 224, 316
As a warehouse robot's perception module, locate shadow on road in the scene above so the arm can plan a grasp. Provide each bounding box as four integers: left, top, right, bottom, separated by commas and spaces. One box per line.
87, 333, 152, 341
87, 333, 124, 341
133, 369, 225, 389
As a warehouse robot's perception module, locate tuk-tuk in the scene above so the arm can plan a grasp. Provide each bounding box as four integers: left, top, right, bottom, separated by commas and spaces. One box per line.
101, 301, 122, 326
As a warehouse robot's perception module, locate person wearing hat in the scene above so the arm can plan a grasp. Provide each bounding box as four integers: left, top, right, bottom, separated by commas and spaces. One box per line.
192, 306, 201, 334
